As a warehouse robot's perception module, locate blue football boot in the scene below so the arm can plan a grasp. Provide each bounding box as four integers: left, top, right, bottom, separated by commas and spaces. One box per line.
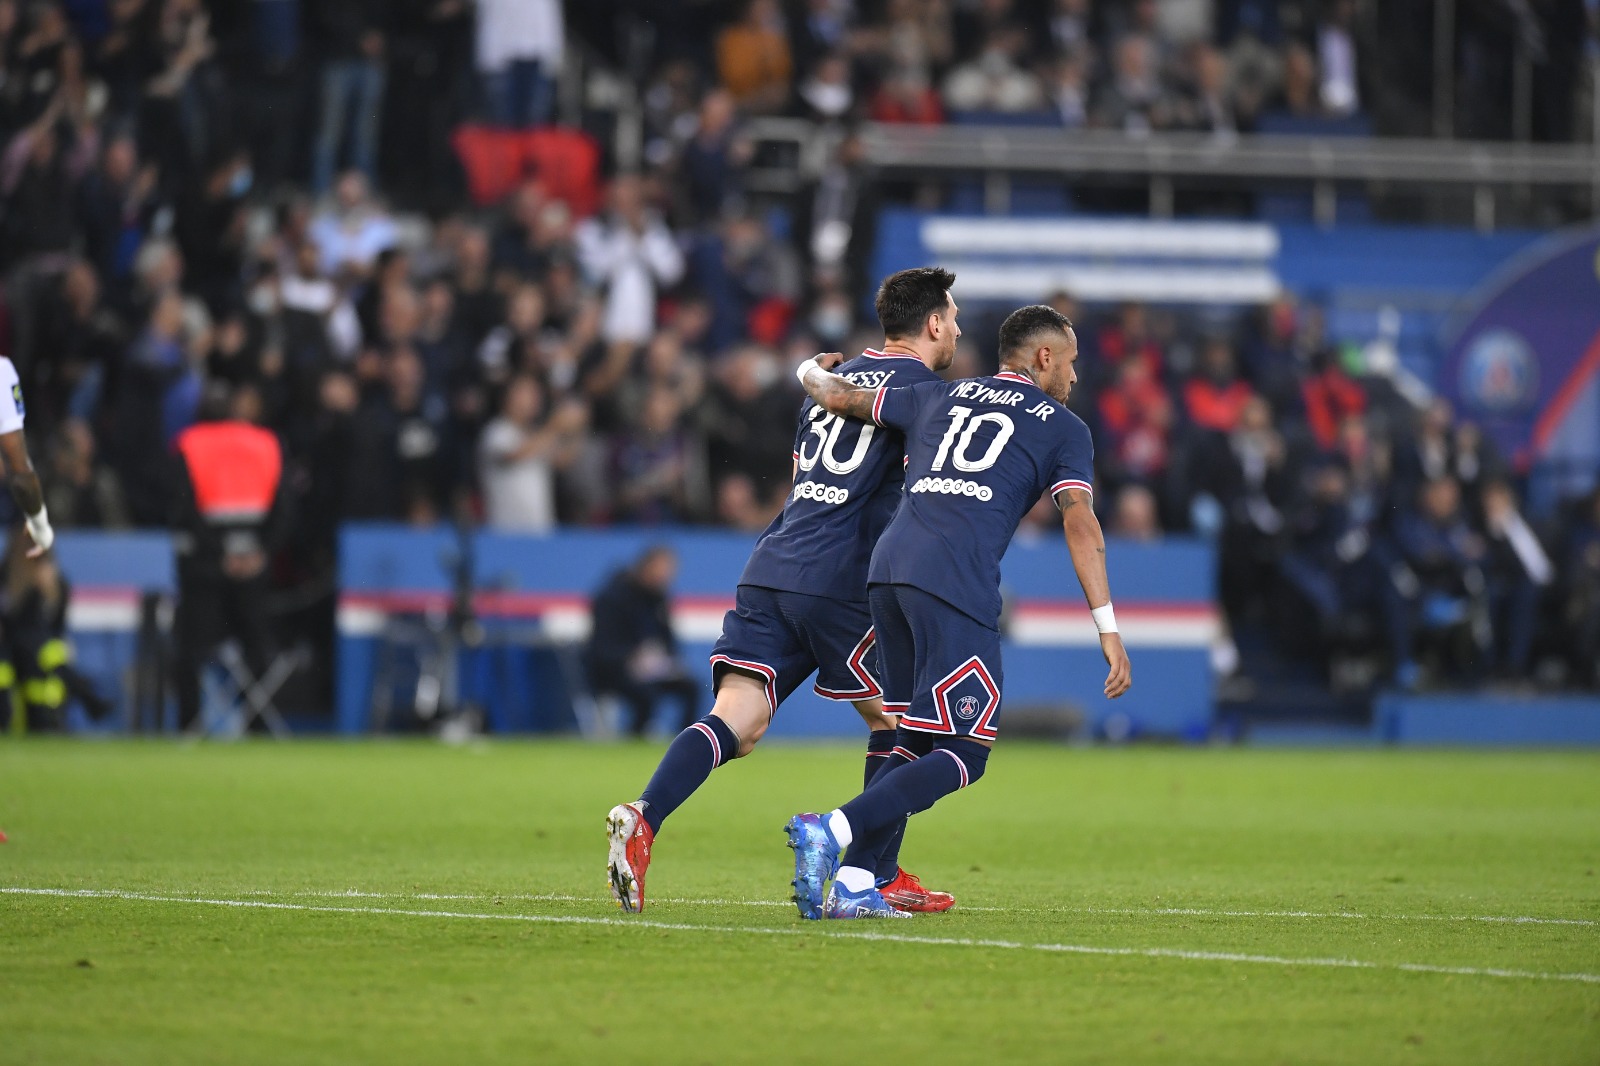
784, 813, 841, 920
823, 882, 915, 920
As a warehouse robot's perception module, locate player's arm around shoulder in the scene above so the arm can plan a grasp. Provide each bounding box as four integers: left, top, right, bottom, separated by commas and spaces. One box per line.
795, 352, 881, 423
1058, 487, 1132, 699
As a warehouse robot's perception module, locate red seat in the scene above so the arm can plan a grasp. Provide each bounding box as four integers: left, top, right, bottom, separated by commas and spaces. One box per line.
451, 126, 601, 216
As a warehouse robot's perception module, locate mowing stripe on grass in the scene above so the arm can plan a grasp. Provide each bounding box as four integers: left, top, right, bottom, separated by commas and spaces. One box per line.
230, 888, 1597, 926
5, 887, 1597, 986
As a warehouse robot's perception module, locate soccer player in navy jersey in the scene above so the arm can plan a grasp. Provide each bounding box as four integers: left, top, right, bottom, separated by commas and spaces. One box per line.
785, 303, 1132, 919
605, 268, 962, 914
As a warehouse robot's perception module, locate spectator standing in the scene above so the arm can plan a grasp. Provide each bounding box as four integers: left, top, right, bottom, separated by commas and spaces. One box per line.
475, 0, 563, 128
231, 0, 302, 191
680, 90, 748, 225
1478, 480, 1552, 680
75, 132, 158, 285
310, 0, 388, 195
478, 374, 586, 534
1201, 394, 1288, 627
575, 174, 684, 347
716, 0, 793, 113
1315, 0, 1362, 117
3, 97, 96, 372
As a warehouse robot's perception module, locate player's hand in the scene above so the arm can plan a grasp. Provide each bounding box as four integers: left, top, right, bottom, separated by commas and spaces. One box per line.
1099, 632, 1131, 699
815, 352, 845, 372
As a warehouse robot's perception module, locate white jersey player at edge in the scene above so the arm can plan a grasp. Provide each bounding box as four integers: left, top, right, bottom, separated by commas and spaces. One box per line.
0, 357, 54, 558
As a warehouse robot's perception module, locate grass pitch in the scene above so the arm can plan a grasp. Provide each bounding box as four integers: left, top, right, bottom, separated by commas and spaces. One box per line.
1, 739, 1597, 1065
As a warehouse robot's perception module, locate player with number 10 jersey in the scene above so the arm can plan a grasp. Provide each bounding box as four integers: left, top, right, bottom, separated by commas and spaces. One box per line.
784, 303, 1132, 920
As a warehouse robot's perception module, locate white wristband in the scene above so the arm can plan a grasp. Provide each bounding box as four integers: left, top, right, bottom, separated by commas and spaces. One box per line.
25, 507, 53, 553
794, 356, 821, 386
1090, 603, 1117, 634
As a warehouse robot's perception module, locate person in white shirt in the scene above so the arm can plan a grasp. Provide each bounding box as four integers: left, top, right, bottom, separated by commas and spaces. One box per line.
575, 175, 684, 347
476, 0, 564, 127
1317, 0, 1360, 117
308, 171, 398, 277
478, 374, 587, 533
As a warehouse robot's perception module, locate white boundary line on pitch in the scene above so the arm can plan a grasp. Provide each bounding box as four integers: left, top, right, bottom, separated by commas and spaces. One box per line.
215, 888, 1596, 927
4, 888, 1597, 986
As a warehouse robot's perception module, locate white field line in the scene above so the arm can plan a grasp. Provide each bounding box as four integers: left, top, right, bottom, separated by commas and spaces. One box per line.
217, 889, 1595, 927
4, 887, 1597, 987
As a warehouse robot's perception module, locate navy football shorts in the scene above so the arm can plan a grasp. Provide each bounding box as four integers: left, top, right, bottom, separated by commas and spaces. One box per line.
868, 583, 1003, 742
710, 585, 882, 716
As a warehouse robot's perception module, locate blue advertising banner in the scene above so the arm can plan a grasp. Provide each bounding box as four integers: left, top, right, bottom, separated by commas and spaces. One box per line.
1441, 227, 1600, 470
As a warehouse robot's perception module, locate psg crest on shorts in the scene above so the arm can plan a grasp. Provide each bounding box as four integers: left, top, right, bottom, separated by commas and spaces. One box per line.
955, 695, 980, 720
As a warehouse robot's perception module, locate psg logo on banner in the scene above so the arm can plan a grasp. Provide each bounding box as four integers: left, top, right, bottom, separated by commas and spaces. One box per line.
1459, 329, 1538, 414
955, 695, 980, 720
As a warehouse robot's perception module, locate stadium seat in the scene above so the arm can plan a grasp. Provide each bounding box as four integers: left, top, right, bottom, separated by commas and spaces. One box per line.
451, 126, 602, 215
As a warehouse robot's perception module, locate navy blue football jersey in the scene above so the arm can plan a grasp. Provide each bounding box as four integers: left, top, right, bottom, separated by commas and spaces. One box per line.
866, 370, 1095, 628
738, 350, 944, 603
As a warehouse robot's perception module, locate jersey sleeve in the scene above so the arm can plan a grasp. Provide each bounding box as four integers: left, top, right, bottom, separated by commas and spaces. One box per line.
870, 380, 938, 432
1048, 414, 1095, 507
0, 358, 23, 436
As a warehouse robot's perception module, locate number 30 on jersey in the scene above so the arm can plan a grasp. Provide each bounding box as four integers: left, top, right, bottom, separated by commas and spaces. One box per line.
797, 408, 876, 475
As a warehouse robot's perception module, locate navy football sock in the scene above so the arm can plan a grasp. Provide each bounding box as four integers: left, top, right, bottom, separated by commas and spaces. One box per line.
637, 715, 740, 834
874, 822, 908, 886
863, 729, 897, 788
838, 738, 988, 871
866, 730, 926, 882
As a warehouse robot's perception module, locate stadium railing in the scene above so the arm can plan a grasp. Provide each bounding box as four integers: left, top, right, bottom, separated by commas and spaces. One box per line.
745, 120, 1600, 229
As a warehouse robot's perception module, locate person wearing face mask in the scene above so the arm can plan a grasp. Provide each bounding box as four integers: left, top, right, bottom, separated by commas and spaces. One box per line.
809, 287, 854, 348
796, 52, 854, 121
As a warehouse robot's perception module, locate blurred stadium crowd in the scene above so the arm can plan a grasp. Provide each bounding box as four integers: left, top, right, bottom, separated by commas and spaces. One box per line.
666, 0, 1595, 141
0, 0, 1594, 694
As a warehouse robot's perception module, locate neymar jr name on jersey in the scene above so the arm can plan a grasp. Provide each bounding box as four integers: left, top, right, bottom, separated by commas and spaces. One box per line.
948, 381, 1026, 406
